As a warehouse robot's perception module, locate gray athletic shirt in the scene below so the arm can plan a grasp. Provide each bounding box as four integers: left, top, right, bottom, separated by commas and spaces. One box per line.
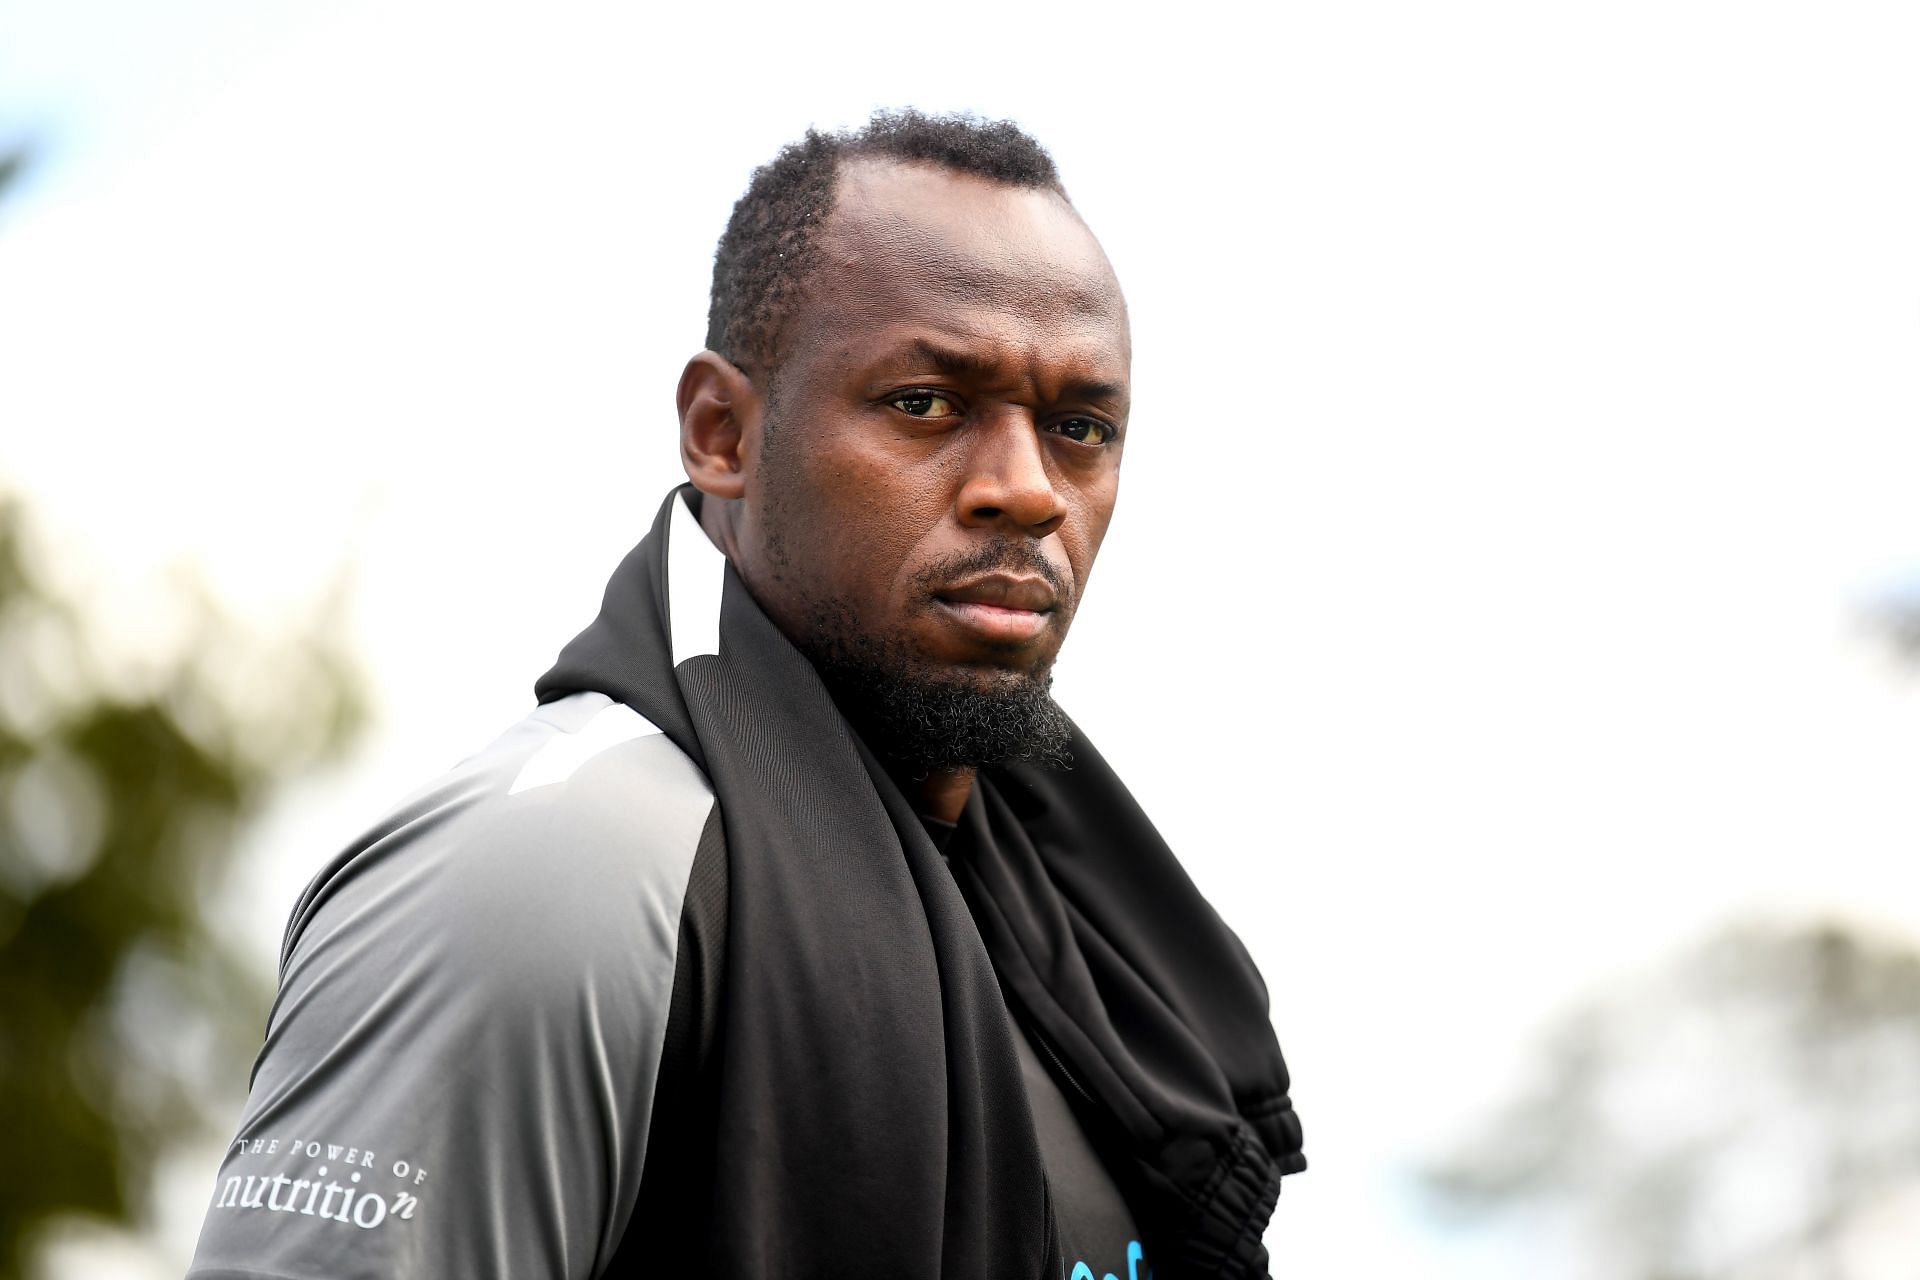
189, 692, 711, 1279
189, 690, 1141, 1279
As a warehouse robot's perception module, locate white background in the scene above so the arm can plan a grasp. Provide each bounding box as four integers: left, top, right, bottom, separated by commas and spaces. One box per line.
4, 2, 1919, 1274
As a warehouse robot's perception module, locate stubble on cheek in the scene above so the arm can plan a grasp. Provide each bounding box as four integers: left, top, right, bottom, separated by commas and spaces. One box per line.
755, 424, 918, 630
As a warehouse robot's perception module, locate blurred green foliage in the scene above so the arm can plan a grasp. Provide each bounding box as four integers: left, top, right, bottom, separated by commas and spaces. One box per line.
0, 151, 24, 208
0, 486, 365, 1279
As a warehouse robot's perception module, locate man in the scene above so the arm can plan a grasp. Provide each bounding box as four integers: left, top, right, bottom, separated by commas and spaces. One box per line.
189, 110, 1304, 1280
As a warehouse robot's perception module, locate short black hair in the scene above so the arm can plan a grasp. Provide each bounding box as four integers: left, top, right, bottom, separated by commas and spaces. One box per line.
705, 109, 1066, 378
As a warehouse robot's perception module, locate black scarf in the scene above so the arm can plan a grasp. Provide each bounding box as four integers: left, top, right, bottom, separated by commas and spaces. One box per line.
535, 488, 1304, 1278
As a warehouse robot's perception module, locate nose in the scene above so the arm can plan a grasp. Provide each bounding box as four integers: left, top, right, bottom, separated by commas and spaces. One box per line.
955, 415, 1067, 537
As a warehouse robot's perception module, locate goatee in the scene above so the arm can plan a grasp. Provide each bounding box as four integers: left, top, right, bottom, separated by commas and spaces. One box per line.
796, 601, 1074, 774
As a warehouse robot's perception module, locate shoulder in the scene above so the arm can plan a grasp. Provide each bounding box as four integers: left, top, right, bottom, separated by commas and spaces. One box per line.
279, 691, 719, 1004
194, 693, 719, 1278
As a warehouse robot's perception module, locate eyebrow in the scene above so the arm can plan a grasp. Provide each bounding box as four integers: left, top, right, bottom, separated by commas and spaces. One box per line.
896, 337, 1128, 405
906, 337, 999, 381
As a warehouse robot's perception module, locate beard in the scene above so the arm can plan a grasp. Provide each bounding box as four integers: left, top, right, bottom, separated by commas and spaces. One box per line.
791, 595, 1075, 775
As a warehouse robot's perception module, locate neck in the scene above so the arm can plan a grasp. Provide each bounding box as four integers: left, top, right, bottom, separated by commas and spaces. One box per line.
696, 490, 744, 560
913, 766, 976, 824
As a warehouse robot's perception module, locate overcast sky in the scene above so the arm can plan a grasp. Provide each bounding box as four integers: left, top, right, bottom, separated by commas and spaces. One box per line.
4, 2, 1919, 1275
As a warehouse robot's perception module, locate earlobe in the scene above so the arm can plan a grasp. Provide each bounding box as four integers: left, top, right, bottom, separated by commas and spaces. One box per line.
678, 351, 760, 500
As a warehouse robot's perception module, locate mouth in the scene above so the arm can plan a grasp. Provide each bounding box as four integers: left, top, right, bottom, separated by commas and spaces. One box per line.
930, 575, 1058, 645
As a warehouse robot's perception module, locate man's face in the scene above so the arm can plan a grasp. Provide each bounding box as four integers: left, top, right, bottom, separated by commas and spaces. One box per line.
728, 158, 1131, 766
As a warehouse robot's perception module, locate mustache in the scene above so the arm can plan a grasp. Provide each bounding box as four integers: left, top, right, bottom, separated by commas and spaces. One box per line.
913, 541, 1071, 604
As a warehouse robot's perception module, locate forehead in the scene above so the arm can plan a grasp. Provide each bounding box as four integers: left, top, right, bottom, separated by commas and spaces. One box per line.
788, 158, 1130, 367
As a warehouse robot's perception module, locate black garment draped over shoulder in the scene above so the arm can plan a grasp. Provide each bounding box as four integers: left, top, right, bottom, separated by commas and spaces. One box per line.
540, 488, 1304, 1279
924, 805, 1142, 1277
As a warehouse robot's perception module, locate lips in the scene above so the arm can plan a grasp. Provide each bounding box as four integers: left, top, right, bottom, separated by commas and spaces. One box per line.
935, 575, 1059, 613
930, 575, 1058, 645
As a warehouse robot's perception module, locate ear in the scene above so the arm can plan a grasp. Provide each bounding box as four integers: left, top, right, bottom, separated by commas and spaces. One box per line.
678, 351, 761, 500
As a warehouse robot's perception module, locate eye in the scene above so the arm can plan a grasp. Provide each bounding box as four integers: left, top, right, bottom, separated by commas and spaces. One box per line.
889, 390, 962, 419
1048, 417, 1116, 446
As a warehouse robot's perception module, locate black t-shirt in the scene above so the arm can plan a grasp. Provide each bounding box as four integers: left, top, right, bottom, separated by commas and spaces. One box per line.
921, 813, 1148, 1280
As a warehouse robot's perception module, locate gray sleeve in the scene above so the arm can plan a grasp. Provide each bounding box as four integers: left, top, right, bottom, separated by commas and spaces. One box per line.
187, 697, 715, 1280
